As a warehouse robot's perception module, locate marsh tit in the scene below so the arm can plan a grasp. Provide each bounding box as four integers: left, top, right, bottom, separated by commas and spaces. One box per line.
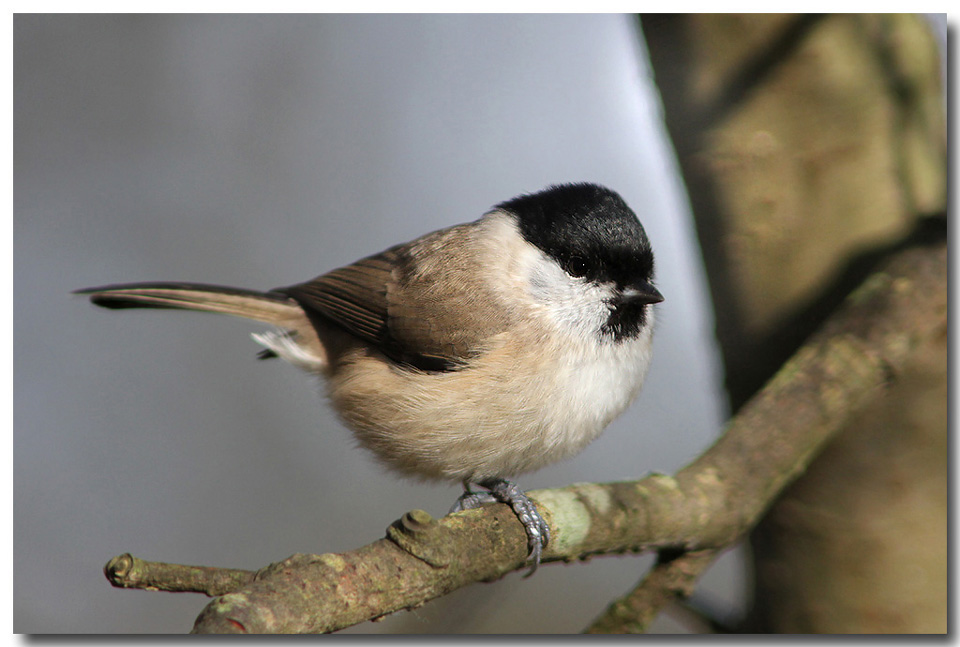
77, 182, 663, 573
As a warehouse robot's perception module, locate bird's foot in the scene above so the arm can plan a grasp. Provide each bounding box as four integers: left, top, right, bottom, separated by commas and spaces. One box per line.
449, 477, 550, 576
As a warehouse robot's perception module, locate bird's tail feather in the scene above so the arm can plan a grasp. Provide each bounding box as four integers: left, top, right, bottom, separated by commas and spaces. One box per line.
74, 281, 302, 325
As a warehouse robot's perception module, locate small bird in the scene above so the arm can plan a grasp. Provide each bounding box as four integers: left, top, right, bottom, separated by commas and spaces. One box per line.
76, 182, 663, 573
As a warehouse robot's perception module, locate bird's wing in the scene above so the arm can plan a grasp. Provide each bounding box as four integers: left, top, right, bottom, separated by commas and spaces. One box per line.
278, 246, 397, 349
277, 223, 511, 371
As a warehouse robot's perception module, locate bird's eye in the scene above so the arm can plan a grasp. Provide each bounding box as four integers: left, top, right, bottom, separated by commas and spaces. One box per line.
567, 256, 589, 278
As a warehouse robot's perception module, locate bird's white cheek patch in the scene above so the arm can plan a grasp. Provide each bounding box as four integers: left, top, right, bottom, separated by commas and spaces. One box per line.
526, 256, 611, 339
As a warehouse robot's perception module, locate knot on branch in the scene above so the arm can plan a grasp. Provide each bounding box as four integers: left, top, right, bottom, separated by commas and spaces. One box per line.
386, 509, 455, 568
104, 553, 139, 589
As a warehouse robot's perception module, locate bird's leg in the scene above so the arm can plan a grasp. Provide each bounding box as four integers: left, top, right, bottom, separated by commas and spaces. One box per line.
449, 477, 550, 576
449, 480, 497, 512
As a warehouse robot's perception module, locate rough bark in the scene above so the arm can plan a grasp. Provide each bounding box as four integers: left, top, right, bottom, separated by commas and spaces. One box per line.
640, 13, 946, 633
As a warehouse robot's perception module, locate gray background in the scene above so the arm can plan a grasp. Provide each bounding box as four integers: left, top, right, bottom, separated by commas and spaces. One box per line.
15, 14, 738, 633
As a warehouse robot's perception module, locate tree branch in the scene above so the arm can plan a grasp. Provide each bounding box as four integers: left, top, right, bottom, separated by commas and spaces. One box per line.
104, 553, 255, 597
584, 548, 720, 633
104, 240, 945, 633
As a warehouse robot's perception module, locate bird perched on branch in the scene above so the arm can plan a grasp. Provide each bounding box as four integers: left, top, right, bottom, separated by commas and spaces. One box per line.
77, 182, 663, 573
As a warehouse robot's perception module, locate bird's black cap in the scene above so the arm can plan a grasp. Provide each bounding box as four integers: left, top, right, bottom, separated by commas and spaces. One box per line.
497, 183, 655, 289
497, 183, 660, 341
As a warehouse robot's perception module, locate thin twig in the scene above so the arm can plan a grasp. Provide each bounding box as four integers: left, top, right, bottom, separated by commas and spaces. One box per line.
104, 553, 255, 597
584, 548, 720, 634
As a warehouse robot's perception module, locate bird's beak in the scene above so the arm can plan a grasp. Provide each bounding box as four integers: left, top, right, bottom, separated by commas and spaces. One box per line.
620, 282, 664, 305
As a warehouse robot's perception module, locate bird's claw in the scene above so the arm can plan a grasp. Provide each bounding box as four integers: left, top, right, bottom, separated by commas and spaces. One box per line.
449, 489, 497, 513
450, 477, 550, 576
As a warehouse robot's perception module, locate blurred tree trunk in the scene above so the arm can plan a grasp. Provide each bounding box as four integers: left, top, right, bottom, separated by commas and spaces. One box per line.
640, 14, 946, 633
